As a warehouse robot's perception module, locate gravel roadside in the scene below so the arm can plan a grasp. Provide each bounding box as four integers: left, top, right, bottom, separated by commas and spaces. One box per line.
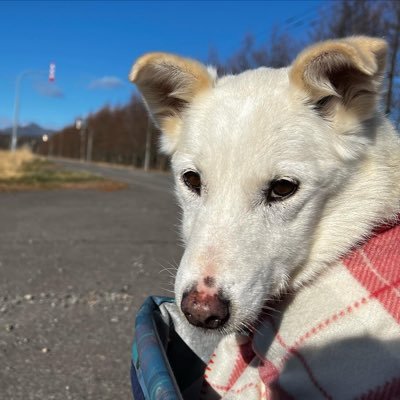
0, 169, 181, 400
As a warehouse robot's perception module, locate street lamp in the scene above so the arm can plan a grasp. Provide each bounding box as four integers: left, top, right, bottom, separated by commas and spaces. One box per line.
11, 64, 56, 152
41, 133, 51, 156
75, 118, 93, 162
75, 118, 83, 131
11, 70, 34, 152
75, 118, 86, 162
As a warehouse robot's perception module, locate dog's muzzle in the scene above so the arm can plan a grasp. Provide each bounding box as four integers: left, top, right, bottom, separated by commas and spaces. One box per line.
181, 289, 230, 329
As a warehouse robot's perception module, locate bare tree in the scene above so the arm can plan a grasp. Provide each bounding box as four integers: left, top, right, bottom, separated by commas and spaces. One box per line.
311, 0, 386, 40
210, 28, 300, 74
311, 0, 400, 120
384, 1, 400, 115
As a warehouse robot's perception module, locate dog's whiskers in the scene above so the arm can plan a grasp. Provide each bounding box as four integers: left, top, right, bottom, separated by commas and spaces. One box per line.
158, 260, 178, 279
160, 267, 177, 275
160, 287, 175, 294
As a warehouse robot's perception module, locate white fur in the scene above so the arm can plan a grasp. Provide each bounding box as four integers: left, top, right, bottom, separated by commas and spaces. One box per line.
172, 69, 400, 332
132, 39, 400, 333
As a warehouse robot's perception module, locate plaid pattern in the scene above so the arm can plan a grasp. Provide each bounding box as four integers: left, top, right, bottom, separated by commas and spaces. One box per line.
201, 222, 400, 400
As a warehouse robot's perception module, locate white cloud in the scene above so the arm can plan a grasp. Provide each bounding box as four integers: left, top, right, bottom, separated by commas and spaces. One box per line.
88, 76, 125, 90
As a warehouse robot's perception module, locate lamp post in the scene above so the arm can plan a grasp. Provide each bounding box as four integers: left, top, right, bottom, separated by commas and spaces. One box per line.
42, 133, 49, 156
11, 70, 34, 152
75, 118, 86, 162
75, 118, 93, 162
11, 64, 56, 152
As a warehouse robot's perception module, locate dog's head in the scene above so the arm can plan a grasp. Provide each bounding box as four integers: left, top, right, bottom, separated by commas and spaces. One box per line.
130, 37, 387, 333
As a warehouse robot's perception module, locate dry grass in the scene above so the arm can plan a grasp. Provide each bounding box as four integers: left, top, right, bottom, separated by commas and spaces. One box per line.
0, 148, 36, 178
0, 149, 127, 192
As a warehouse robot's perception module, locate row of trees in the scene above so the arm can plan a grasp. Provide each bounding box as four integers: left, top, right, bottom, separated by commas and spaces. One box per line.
37, 96, 169, 170
36, 0, 400, 170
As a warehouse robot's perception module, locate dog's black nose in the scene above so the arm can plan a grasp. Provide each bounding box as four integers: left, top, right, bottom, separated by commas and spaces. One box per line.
181, 290, 230, 329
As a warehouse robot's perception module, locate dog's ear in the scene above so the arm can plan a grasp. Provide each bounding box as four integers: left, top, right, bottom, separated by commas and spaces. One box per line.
290, 36, 387, 125
129, 53, 215, 153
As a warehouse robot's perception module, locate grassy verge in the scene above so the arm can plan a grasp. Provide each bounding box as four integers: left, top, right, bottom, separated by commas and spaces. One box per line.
0, 150, 126, 192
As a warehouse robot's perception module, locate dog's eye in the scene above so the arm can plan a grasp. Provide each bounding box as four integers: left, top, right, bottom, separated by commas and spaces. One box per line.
267, 178, 299, 202
182, 171, 201, 195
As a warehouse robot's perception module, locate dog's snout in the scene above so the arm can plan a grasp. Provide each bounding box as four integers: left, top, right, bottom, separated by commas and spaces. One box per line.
181, 289, 230, 329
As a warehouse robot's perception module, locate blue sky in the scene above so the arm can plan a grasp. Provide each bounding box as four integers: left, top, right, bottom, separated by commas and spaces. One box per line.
0, 0, 326, 131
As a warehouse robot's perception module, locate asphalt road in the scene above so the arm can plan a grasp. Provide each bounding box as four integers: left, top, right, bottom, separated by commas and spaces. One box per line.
0, 159, 182, 400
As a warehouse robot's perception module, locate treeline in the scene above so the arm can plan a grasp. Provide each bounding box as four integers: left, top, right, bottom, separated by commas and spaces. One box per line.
36, 0, 400, 170
37, 96, 168, 170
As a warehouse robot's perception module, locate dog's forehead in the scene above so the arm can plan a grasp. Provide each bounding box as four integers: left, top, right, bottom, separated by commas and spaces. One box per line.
205, 67, 293, 121
178, 67, 323, 165
216, 66, 291, 97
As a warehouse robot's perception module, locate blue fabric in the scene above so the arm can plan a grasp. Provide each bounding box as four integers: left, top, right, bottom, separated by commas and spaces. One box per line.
131, 360, 146, 400
131, 296, 183, 400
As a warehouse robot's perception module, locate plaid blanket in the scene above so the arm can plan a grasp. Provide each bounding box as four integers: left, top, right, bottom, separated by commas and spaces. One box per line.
200, 222, 400, 400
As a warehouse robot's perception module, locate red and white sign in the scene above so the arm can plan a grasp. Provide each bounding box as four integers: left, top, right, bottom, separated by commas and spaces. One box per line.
49, 63, 56, 82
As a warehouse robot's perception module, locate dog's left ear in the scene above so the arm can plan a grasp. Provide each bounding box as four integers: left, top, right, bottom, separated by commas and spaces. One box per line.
290, 36, 387, 126
130, 53, 215, 154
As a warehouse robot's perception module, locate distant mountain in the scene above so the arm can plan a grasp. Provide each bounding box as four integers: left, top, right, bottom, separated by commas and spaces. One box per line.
2, 123, 55, 138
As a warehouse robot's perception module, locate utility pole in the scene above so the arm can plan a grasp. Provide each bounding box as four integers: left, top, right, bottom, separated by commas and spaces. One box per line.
144, 119, 152, 172
58, 134, 63, 157
80, 130, 85, 162
86, 128, 93, 162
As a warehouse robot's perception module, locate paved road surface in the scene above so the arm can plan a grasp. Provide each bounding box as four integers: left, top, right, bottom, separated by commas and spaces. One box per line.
0, 159, 182, 400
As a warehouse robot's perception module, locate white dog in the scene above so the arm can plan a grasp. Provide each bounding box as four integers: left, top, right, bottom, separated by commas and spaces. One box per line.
130, 37, 400, 398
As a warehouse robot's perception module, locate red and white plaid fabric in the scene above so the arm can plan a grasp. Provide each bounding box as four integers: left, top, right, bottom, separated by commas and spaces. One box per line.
200, 221, 400, 400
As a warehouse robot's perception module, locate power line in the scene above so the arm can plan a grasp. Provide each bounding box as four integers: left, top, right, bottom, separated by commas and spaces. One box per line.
210, 5, 322, 66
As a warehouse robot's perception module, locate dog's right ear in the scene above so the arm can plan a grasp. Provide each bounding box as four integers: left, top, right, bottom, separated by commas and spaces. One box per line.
129, 53, 215, 154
